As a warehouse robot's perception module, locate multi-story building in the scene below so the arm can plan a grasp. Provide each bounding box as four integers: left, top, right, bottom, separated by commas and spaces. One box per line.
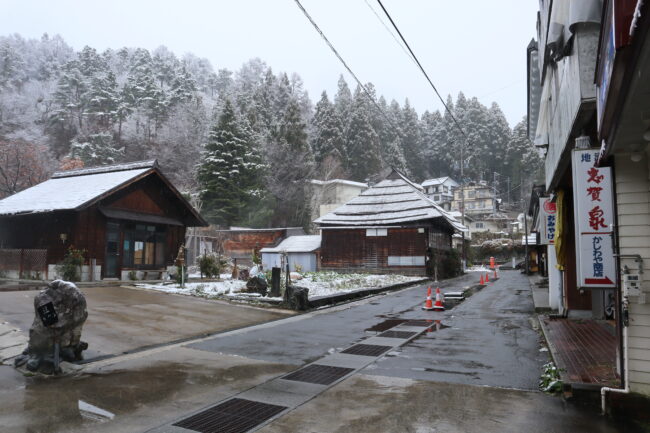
310, 178, 368, 223
451, 181, 497, 216
528, 0, 650, 406
421, 176, 458, 210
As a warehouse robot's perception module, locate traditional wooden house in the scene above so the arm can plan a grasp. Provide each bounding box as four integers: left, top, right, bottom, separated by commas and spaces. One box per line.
0, 160, 207, 280
314, 170, 467, 276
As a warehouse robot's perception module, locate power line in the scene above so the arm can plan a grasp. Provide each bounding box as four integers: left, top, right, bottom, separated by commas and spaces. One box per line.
375, 0, 470, 144
363, 0, 415, 65
292, 0, 399, 131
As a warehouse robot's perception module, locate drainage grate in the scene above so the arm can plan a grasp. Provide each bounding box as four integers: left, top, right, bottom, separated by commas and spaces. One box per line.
283, 364, 355, 385
404, 320, 433, 327
378, 330, 417, 339
173, 398, 286, 433
341, 344, 392, 357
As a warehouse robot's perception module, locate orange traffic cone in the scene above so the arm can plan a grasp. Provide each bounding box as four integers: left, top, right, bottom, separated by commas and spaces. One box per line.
486, 272, 490, 283
422, 286, 434, 310
433, 287, 445, 311
479, 274, 484, 285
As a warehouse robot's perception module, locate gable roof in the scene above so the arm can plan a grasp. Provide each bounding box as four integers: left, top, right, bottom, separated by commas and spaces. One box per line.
421, 176, 458, 187
314, 169, 467, 233
259, 235, 321, 253
0, 159, 207, 226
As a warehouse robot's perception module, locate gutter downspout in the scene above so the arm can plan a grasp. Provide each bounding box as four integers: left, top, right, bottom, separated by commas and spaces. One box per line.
601, 296, 629, 414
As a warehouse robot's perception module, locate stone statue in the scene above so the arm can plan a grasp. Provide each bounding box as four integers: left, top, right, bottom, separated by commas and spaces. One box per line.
14, 280, 88, 374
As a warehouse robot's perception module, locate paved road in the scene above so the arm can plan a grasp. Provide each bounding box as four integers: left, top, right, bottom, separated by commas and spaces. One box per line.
189, 270, 545, 389
1, 271, 634, 433
0, 286, 290, 359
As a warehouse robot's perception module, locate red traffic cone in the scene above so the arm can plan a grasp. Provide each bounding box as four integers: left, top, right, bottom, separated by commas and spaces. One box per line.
479, 274, 484, 285
433, 287, 445, 310
422, 286, 434, 310
485, 272, 490, 283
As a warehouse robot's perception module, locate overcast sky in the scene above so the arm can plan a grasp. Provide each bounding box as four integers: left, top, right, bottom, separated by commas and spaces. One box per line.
1, 0, 538, 126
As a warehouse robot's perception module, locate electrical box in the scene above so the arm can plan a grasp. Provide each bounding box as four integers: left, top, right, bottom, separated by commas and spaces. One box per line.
623, 273, 641, 297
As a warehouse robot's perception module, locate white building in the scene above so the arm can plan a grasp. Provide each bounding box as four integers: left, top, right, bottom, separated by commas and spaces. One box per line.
421, 177, 458, 210
310, 179, 368, 222
260, 235, 321, 272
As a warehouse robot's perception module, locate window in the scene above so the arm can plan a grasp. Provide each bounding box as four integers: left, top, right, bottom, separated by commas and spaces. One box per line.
366, 228, 387, 236
468, 190, 476, 198
388, 256, 425, 266
475, 222, 485, 229
433, 195, 440, 201
123, 223, 167, 268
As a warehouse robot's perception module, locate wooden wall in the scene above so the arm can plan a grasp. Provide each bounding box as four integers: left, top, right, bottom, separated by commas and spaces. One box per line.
220, 230, 286, 260
320, 227, 428, 270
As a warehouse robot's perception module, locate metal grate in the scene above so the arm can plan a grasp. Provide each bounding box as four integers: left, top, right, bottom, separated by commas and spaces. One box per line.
378, 330, 417, 339
341, 344, 392, 357
173, 398, 287, 433
283, 364, 354, 385
404, 320, 434, 327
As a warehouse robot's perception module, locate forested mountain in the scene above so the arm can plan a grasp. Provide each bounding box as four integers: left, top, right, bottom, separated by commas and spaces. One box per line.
0, 33, 543, 228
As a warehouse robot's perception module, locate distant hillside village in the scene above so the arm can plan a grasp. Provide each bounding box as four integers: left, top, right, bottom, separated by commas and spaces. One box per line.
0, 32, 542, 281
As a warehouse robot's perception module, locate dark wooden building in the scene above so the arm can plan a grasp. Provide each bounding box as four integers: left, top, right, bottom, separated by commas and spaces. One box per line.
314, 170, 467, 276
0, 160, 206, 280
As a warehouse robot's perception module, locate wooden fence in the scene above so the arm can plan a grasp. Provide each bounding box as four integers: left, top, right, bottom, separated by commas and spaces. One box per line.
0, 249, 48, 279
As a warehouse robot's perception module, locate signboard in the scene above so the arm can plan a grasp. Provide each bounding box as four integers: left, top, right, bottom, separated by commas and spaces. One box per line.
572, 149, 616, 289
36, 302, 58, 327
539, 197, 556, 245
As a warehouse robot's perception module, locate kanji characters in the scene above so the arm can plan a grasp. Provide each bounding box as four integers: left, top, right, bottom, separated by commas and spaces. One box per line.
587, 186, 603, 201
587, 167, 604, 184
588, 206, 607, 230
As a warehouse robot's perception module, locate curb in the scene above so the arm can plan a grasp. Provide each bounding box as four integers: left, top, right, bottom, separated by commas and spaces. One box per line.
307, 278, 431, 308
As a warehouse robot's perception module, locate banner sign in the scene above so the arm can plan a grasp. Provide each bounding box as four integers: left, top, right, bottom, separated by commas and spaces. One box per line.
572, 149, 616, 289
539, 197, 556, 245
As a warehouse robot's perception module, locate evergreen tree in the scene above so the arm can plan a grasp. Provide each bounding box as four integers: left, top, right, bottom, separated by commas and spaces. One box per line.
311, 91, 345, 167
346, 88, 381, 181
198, 99, 262, 227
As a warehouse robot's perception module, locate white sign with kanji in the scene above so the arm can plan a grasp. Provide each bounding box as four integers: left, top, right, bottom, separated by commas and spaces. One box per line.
539, 197, 556, 245
571, 149, 616, 288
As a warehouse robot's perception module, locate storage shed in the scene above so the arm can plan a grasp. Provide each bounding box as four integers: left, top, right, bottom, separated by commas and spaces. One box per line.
314, 169, 467, 276
260, 235, 321, 272
0, 160, 207, 280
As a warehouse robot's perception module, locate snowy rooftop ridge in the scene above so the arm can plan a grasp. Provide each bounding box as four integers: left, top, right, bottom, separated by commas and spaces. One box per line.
52, 159, 157, 178
310, 179, 368, 188
259, 235, 321, 253
314, 169, 467, 233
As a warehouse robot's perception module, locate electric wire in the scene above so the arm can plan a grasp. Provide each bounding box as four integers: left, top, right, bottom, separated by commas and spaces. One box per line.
363, 0, 416, 65
292, 0, 401, 132
375, 0, 470, 145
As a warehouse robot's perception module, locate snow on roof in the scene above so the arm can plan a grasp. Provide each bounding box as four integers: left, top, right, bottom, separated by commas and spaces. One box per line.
259, 235, 321, 253
310, 179, 368, 188
0, 164, 153, 216
314, 170, 467, 233
51, 160, 157, 178
421, 176, 458, 187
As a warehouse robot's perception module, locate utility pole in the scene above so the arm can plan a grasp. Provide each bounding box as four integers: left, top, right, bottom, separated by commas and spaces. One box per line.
460, 142, 466, 271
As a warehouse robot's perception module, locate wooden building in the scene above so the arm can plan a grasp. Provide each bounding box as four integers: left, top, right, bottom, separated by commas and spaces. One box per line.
0, 160, 206, 280
314, 170, 467, 276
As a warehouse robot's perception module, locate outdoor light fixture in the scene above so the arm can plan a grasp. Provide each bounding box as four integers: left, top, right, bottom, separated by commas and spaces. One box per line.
631, 153, 644, 162
59, 233, 67, 244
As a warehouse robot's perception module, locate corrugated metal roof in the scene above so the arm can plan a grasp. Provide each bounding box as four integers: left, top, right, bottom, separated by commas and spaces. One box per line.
314, 170, 467, 233
259, 235, 321, 253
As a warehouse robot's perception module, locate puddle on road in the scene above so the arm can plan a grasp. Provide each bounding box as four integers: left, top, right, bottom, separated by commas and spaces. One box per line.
0, 360, 288, 433
365, 319, 408, 333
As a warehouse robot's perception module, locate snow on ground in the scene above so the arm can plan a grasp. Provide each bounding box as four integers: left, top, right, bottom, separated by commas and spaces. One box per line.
136, 280, 246, 297
297, 272, 421, 298
136, 272, 421, 301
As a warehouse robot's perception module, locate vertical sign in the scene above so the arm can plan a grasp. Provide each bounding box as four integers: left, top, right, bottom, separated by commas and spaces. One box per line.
538, 197, 556, 245
572, 149, 616, 288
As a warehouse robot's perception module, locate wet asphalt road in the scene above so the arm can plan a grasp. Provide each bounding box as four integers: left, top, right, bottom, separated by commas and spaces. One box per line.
190, 270, 546, 389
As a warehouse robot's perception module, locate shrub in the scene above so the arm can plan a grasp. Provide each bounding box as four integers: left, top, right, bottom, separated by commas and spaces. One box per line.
198, 253, 225, 279
56, 246, 85, 282
128, 270, 137, 281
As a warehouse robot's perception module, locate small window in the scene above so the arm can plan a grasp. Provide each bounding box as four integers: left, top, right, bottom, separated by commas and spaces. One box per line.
366, 228, 387, 236
434, 195, 440, 201
475, 222, 484, 228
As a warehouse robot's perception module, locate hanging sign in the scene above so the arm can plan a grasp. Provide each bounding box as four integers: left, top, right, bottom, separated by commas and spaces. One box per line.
572, 149, 616, 289
539, 197, 556, 245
